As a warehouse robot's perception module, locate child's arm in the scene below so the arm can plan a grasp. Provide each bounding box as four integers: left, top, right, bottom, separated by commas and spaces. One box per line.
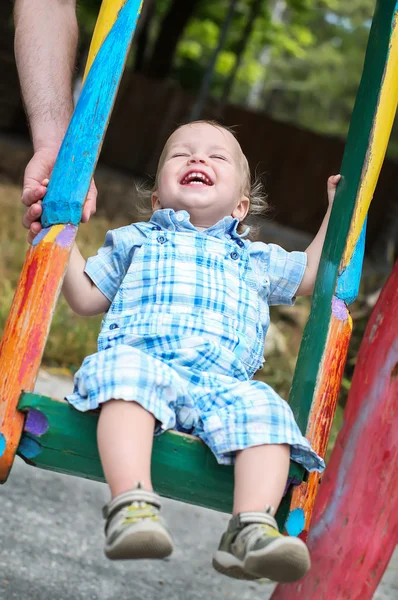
296, 174, 341, 296
62, 243, 111, 316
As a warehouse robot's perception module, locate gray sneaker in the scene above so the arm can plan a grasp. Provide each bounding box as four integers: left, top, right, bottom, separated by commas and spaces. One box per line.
213, 511, 311, 582
103, 484, 174, 560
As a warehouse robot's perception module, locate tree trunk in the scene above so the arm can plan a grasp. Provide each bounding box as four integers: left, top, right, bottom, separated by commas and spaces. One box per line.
220, 0, 262, 108
134, 0, 155, 72
144, 0, 201, 79
190, 0, 238, 121
248, 0, 286, 108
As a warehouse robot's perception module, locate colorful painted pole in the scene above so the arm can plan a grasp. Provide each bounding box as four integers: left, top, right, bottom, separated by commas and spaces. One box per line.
0, 0, 143, 482
273, 260, 398, 599
283, 0, 398, 542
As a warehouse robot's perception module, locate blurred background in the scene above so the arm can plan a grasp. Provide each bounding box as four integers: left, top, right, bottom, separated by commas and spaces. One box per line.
1, 0, 397, 457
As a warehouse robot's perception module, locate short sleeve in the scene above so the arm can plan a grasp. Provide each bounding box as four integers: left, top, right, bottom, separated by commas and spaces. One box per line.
84, 225, 143, 302
249, 241, 307, 306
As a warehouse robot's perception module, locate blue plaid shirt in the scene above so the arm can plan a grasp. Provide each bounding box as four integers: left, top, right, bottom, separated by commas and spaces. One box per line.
67, 209, 325, 472
86, 208, 307, 311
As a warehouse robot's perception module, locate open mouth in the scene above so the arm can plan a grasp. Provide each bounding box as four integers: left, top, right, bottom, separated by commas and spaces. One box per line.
180, 171, 214, 186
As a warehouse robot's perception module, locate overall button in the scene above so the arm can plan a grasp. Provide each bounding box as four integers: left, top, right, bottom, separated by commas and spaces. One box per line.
109, 323, 119, 330
176, 213, 185, 222
157, 235, 167, 244
236, 239, 244, 247
152, 225, 161, 231
230, 251, 239, 260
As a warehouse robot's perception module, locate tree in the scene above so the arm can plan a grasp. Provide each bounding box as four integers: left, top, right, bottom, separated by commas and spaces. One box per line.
144, 0, 201, 78
220, 0, 263, 107
190, 0, 239, 120
134, 0, 156, 72
257, 0, 375, 137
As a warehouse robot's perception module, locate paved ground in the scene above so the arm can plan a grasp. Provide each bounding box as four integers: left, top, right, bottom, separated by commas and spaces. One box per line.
0, 370, 396, 600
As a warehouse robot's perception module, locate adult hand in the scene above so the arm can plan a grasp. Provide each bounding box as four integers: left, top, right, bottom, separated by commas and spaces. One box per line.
22, 146, 97, 243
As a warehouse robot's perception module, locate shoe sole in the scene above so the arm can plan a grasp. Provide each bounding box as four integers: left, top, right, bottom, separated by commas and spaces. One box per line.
105, 526, 174, 560
213, 537, 311, 582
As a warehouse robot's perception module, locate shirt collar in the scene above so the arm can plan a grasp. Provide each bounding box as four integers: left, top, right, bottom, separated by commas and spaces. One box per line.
150, 209, 250, 240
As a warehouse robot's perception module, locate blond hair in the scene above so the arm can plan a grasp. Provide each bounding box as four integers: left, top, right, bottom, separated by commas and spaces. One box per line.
135, 120, 268, 234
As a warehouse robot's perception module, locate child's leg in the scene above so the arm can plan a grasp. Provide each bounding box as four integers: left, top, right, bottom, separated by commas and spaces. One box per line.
233, 444, 290, 514
97, 399, 173, 560
213, 443, 310, 582
97, 399, 155, 496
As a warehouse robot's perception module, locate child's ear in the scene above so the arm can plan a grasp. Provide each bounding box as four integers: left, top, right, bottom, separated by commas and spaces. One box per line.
152, 191, 162, 211
232, 195, 249, 221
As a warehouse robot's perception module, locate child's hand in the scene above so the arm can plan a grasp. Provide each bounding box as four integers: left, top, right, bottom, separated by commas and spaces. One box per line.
327, 174, 341, 206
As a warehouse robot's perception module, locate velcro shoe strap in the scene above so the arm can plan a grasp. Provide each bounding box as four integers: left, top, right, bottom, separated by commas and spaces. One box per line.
230, 511, 278, 531
103, 488, 161, 521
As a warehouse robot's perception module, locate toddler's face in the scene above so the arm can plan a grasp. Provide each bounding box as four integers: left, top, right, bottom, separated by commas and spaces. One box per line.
152, 123, 249, 228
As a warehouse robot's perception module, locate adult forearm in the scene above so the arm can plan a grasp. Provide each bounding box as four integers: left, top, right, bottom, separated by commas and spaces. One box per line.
14, 0, 78, 151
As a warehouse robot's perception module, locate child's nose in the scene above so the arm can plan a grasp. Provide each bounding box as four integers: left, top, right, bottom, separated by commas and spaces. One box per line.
188, 154, 207, 165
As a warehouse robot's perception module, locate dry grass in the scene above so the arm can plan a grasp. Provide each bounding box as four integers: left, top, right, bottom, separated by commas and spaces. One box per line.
0, 178, 128, 370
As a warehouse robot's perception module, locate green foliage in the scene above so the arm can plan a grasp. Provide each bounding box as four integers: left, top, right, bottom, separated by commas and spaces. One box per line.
169, 0, 342, 100
178, 40, 203, 61
215, 51, 236, 75
253, 0, 380, 144
76, 0, 101, 37
74, 1, 398, 154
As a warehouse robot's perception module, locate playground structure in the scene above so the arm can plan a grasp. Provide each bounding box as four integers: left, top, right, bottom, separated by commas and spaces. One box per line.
0, 0, 397, 597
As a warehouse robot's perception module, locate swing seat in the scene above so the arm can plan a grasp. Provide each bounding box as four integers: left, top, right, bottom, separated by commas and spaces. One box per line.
16, 391, 304, 528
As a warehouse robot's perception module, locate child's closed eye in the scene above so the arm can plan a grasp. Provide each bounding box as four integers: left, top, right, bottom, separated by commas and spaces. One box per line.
210, 154, 227, 161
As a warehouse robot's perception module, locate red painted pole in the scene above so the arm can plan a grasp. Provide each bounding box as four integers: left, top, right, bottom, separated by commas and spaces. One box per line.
272, 261, 398, 600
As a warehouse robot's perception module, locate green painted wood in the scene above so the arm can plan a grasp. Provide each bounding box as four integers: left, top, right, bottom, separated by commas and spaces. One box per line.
17, 392, 304, 528
289, 0, 398, 433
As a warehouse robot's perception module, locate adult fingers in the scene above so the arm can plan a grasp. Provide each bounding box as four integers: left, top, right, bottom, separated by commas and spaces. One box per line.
81, 180, 98, 223
22, 202, 43, 229
21, 183, 48, 208
27, 221, 42, 245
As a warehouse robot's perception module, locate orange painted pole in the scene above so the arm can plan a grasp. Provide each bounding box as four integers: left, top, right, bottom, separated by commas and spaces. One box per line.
284, 300, 352, 539
0, 226, 76, 480
272, 260, 398, 599
283, 0, 398, 540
